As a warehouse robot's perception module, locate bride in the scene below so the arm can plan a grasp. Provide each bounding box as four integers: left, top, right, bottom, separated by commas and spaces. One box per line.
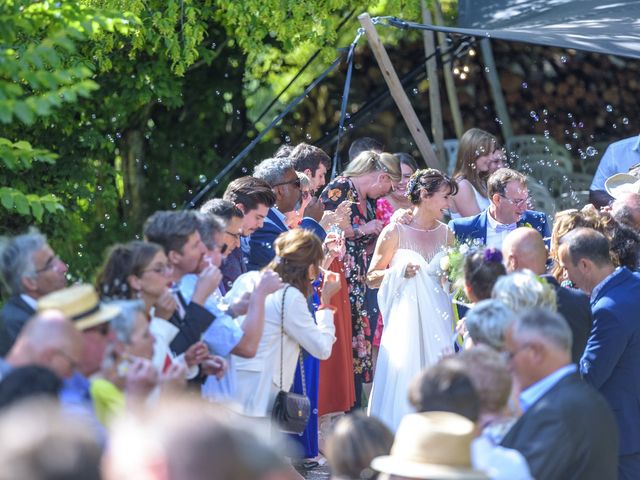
365, 168, 457, 431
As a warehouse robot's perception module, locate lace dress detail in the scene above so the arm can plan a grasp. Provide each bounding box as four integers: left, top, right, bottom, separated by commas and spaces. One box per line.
394, 222, 448, 263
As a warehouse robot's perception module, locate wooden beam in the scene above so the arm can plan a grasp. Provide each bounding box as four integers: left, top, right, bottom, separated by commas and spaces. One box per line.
480, 38, 513, 140
358, 12, 444, 171
433, 0, 464, 139
421, 1, 446, 167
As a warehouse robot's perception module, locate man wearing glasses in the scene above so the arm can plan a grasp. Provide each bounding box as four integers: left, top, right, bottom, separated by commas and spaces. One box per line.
0, 229, 68, 354
450, 168, 550, 250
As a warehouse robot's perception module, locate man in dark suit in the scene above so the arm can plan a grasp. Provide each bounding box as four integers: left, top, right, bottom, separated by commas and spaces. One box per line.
449, 168, 549, 249
502, 227, 592, 363
558, 227, 640, 479
0, 230, 68, 355
501, 308, 618, 480
248, 157, 325, 270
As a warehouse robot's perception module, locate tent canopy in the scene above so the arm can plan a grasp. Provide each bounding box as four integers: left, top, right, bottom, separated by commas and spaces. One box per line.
453, 0, 640, 60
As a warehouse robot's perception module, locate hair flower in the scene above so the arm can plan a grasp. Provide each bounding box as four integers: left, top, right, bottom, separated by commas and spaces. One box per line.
483, 247, 503, 264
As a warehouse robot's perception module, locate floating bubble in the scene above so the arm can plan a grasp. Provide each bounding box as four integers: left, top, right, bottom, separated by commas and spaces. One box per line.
623, 117, 630, 125
560, 56, 568, 63
606, 104, 614, 112
521, 82, 528, 89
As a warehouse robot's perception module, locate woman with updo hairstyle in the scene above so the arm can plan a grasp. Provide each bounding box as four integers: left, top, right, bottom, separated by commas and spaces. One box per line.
449, 128, 505, 218
320, 150, 401, 394
492, 269, 557, 313
365, 168, 459, 431
229, 228, 340, 419
463, 247, 507, 303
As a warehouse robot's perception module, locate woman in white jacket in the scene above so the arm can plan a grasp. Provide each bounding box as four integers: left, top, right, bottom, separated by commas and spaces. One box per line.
229, 228, 340, 418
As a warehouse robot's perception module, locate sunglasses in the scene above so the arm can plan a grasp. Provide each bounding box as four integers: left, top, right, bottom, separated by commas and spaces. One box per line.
272, 178, 301, 189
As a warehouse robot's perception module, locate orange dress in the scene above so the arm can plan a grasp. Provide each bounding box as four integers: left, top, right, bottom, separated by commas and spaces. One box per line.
318, 258, 356, 415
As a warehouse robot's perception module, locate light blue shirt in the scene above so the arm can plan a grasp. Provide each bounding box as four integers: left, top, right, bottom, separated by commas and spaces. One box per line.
519, 364, 577, 413
179, 274, 243, 400
60, 371, 105, 443
591, 134, 640, 191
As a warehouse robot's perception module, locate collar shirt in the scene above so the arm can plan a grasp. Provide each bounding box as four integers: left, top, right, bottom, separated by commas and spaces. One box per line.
519, 364, 577, 413
486, 209, 517, 249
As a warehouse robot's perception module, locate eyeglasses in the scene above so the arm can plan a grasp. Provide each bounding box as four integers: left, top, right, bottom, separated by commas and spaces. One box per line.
225, 231, 241, 240
272, 178, 301, 189
500, 194, 529, 208
35, 255, 63, 274
142, 263, 172, 275
88, 322, 111, 337
502, 343, 532, 362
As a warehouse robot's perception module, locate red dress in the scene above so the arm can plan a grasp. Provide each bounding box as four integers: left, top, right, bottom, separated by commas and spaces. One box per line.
318, 258, 356, 415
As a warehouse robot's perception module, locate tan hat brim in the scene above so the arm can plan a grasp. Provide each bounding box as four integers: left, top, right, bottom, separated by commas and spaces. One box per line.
605, 173, 640, 199
75, 304, 121, 331
372, 456, 490, 479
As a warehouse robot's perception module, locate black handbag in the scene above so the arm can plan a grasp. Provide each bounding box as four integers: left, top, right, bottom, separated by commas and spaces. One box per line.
271, 285, 311, 434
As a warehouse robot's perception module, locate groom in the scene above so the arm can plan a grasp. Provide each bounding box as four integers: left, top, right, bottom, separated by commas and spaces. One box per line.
449, 168, 549, 249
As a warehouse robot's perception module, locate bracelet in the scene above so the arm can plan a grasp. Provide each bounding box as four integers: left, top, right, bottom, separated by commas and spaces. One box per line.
317, 304, 337, 313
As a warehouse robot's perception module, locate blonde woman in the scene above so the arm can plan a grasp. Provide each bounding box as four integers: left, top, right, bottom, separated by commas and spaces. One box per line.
320, 151, 401, 397
491, 269, 557, 312
450, 128, 505, 218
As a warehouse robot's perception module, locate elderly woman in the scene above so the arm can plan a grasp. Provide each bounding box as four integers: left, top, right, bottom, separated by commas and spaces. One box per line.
464, 299, 514, 351
320, 151, 401, 400
492, 269, 557, 313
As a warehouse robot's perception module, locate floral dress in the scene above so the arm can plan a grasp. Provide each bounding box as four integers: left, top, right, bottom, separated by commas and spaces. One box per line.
320, 176, 375, 383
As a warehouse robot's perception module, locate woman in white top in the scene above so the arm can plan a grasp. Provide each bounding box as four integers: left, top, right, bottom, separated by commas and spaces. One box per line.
449, 128, 506, 218
366, 169, 458, 431
229, 228, 340, 418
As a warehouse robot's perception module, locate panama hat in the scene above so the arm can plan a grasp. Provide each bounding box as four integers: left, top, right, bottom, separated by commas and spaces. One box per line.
604, 173, 640, 199
371, 412, 489, 479
37, 284, 120, 331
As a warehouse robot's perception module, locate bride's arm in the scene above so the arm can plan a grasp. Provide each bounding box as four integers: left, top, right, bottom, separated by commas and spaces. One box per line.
365, 224, 399, 288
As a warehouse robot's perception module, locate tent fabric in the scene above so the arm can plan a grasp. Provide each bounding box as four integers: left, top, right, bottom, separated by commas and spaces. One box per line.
451, 0, 640, 60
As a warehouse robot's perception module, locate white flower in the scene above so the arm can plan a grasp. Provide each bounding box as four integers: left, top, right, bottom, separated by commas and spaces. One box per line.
459, 244, 470, 255
440, 255, 450, 272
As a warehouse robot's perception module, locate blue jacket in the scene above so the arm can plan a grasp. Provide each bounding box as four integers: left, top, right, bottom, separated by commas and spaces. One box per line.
247, 208, 326, 271
448, 209, 550, 246
581, 267, 640, 455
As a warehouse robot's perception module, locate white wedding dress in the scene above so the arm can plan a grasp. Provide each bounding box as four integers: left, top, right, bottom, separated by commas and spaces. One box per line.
367, 222, 455, 432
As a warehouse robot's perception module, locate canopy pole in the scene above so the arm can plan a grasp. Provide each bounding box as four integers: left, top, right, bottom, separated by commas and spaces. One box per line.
480, 38, 513, 140
421, 2, 446, 168
433, 0, 464, 139
358, 12, 443, 170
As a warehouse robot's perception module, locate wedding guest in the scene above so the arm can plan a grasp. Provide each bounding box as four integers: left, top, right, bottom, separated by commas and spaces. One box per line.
450, 128, 505, 218
0, 310, 82, 381
221, 176, 276, 289
464, 299, 513, 351
0, 366, 62, 409
229, 229, 338, 419
558, 228, 640, 479
450, 168, 549, 250
284, 172, 313, 229
491, 270, 557, 313
611, 192, 640, 229
502, 227, 592, 363
0, 229, 68, 354
463, 248, 506, 303
501, 308, 618, 480
288, 142, 331, 193
249, 157, 325, 270
199, 199, 244, 271
549, 209, 598, 283
325, 412, 393, 480
143, 210, 221, 354
320, 151, 400, 405
348, 137, 383, 161
375, 153, 418, 226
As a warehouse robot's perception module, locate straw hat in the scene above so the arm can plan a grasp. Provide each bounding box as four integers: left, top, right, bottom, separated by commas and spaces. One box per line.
37, 284, 120, 331
604, 173, 640, 199
371, 412, 489, 479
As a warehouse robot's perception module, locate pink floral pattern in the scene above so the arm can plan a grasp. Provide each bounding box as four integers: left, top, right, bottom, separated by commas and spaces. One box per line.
376, 197, 395, 227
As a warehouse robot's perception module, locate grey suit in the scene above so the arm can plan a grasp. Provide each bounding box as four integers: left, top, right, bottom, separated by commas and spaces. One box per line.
501, 372, 618, 480
0, 295, 35, 355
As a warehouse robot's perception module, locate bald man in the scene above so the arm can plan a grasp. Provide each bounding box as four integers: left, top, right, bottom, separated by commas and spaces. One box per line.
611, 192, 640, 229
502, 228, 592, 363
2, 310, 82, 380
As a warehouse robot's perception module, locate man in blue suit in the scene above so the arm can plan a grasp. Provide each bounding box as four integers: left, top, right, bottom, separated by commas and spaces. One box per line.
449, 168, 549, 249
248, 157, 325, 270
558, 227, 640, 480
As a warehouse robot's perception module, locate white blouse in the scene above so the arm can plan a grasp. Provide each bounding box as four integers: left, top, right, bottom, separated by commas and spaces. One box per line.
228, 271, 336, 417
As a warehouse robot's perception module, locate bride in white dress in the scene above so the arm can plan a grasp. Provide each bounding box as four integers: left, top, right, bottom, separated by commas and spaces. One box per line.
366, 168, 458, 431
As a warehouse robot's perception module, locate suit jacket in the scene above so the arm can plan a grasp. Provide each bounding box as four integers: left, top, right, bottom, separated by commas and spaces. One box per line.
449, 209, 550, 247
581, 267, 640, 455
542, 275, 592, 364
501, 372, 618, 480
247, 208, 326, 271
0, 295, 35, 355
169, 292, 217, 356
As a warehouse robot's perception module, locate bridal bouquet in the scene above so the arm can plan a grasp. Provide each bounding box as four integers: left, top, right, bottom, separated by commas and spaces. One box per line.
429, 239, 483, 287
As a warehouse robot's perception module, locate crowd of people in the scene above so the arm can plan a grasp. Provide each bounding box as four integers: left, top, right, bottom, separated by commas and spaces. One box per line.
0, 130, 640, 480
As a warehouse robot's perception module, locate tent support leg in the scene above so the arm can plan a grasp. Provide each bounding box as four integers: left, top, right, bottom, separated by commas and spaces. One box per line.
358, 12, 443, 171
480, 38, 513, 140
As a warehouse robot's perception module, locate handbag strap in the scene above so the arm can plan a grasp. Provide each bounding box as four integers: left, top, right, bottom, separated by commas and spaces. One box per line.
278, 285, 307, 396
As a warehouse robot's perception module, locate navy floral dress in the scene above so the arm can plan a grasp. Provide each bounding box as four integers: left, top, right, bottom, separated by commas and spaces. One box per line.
320, 176, 375, 384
